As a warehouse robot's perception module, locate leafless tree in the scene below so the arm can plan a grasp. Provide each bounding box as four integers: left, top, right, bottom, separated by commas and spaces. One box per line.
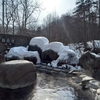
16, 0, 41, 34
3, 0, 41, 35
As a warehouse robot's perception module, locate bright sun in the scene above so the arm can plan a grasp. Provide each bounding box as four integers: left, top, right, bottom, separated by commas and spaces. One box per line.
40, 0, 59, 12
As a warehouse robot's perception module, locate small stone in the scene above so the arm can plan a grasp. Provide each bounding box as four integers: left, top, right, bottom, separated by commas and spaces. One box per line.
82, 76, 94, 81
79, 74, 87, 78
97, 89, 100, 95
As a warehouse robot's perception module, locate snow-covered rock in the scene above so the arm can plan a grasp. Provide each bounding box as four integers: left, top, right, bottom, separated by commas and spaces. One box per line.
29, 37, 49, 50
51, 46, 79, 67
6, 46, 41, 64
6, 46, 27, 58
42, 42, 64, 63
42, 49, 59, 63
28, 37, 49, 58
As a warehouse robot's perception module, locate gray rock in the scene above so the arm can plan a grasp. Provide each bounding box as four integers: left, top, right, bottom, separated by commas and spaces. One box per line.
0, 60, 36, 89
42, 50, 59, 63
79, 51, 100, 80
79, 51, 96, 70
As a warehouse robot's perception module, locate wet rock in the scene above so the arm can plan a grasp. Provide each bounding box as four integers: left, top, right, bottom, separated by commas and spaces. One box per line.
0, 60, 36, 89
42, 50, 59, 63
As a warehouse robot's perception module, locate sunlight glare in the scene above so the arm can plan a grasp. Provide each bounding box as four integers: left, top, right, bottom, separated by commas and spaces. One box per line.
39, 0, 59, 12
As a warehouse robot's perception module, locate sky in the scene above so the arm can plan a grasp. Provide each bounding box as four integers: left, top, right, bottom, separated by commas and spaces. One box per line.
0, 0, 76, 25
38, 0, 76, 24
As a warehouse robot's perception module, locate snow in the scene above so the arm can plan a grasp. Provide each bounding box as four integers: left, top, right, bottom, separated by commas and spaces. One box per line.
90, 52, 100, 58
42, 42, 79, 68
6, 46, 27, 58
87, 41, 94, 50
68, 65, 82, 72
87, 40, 100, 49
51, 46, 79, 67
5, 37, 83, 72
32, 86, 76, 100
6, 46, 41, 64
29, 37, 49, 50
43, 42, 64, 53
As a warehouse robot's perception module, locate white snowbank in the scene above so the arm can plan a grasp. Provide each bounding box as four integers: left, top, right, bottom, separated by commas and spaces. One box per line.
6, 46, 41, 63
29, 37, 49, 50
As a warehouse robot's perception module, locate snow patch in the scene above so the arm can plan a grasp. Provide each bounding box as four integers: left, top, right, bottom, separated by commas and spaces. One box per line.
43, 42, 64, 53
29, 37, 49, 50
6, 46, 41, 64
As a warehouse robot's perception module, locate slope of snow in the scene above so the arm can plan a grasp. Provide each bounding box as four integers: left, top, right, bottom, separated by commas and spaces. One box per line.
6, 46, 41, 64
29, 37, 49, 50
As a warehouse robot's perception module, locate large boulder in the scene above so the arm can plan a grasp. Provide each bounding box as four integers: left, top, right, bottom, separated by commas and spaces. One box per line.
79, 51, 100, 70
51, 47, 79, 67
79, 51, 100, 80
5, 46, 41, 64
42, 50, 59, 63
28, 37, 49, 59
0, 60, 36, 89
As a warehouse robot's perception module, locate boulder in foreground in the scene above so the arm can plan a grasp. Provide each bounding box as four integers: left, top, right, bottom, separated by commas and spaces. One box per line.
0, 60, 36, 89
